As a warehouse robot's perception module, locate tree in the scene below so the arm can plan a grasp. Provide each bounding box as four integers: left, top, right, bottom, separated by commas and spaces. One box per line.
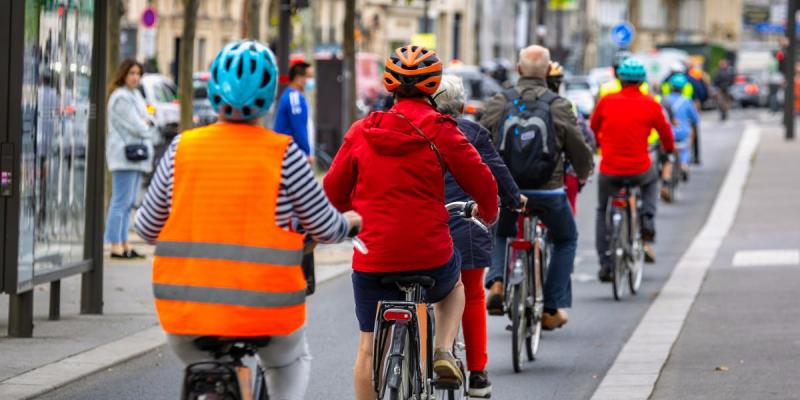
343, 0, 357, 128
179, 0, 200, 131
244, 0, 263, 39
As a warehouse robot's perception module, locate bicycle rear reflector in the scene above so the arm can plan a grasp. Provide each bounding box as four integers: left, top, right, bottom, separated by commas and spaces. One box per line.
383, 309, 413, 321
611, 198, 628, 208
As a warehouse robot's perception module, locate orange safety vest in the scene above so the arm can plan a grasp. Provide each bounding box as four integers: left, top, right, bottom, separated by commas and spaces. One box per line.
152, 123, 305, 337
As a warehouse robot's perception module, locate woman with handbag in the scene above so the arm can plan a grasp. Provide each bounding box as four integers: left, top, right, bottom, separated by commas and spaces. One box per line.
105, 59, 155, 258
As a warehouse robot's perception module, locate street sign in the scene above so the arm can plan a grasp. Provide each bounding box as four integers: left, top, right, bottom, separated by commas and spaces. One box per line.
142, 7, 157, 28
411, 33, 437, 50
610, 22, 634, 47
141, 28, 156, 58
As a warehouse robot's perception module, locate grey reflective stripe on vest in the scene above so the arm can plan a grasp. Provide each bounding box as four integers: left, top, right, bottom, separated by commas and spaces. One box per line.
153, 284, 306, 308
155, 241, 302, 266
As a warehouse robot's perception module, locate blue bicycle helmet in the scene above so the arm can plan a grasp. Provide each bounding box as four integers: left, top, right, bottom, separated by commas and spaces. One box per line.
208, 40, 278, 121
670, 73, 689, 90
616, 58, 646, 84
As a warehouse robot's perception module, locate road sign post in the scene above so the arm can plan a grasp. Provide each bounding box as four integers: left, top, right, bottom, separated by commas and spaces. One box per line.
785, 0, 797, 141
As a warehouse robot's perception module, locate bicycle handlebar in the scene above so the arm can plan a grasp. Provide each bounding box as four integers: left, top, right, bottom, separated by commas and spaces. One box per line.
446, 201, 489, 233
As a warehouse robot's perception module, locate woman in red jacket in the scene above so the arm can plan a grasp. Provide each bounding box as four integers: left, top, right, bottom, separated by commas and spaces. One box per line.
323, 46, 498, 399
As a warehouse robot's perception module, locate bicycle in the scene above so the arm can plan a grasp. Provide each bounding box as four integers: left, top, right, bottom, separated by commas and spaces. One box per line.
373, 201, 486, 400
605, 182, 644, 301
502, 205, 550, 373
180, 230, 367, 400
181, 336, 271, 400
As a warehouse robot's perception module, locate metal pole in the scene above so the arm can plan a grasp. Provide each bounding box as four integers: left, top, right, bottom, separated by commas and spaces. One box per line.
49, 281, 61, 320
786, 0, 798, 141
81, 0, 108, 315
9, 292, 33, 337
277, 0, 292, 96
423, 0, 431, 33
536, 0, 546, 45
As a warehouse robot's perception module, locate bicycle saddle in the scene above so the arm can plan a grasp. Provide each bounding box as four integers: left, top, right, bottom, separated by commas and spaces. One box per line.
193, 336, 271, 352
380, 275, 436, 289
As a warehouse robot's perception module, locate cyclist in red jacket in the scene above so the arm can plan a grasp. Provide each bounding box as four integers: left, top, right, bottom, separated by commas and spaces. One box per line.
590, 58, 674, 281
323, 45, 498, 399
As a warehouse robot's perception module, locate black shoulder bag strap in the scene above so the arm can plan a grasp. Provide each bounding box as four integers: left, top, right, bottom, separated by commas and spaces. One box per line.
390, 111, 448, 174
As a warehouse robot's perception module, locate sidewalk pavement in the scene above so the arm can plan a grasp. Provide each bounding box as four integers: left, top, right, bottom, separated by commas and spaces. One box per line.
651, 121, 800, 399
0, 241, 355, 399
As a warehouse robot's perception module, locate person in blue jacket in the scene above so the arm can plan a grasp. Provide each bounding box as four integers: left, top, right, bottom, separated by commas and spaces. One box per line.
434, 74, 525, 398
664, 73, 699, 182
274, 61, 315, 161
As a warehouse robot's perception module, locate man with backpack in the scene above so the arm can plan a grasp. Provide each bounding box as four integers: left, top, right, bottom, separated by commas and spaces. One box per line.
480, 45, 593, 330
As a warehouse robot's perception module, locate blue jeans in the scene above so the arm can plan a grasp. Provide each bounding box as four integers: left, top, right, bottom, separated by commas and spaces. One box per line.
104, 170, 142, 244
485, 192, 577, 309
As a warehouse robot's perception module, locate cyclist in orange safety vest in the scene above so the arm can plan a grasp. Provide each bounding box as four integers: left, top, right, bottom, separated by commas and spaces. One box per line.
135, 40, 361, 400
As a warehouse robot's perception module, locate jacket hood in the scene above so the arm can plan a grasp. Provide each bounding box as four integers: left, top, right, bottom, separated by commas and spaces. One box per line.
362, 99, 447, 156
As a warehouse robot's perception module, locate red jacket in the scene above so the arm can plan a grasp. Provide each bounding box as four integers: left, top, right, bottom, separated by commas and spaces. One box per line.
323, 98, 498, 273
590, 85, 675, 176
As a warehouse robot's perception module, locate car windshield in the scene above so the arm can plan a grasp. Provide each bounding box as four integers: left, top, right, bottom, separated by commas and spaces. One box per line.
193, 80, 208, 99
145, 79, 178, 103
565, 81, 591, 91
452, 72, 503, 100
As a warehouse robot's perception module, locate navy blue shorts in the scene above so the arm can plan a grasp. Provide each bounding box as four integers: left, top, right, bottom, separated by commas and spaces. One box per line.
351, 252, 461, 332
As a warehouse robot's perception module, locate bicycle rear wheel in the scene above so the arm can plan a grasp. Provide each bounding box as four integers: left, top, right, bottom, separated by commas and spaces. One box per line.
610, 208, 628, 301
511, 278, 527, 373
383, 325, 412, 400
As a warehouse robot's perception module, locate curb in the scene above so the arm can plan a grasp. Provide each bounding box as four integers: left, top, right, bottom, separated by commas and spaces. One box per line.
0, 263, 353, 400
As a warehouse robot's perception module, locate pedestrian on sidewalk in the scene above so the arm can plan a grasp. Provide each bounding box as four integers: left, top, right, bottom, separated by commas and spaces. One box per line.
135, 40, 361, 400
105, 59, 155, 259
274, 61, 315, 163
434, 74, 525, 398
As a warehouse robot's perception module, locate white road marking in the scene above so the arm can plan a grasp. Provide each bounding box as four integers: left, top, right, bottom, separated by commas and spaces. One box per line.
731, 249, 800, 268
591, 123, 761, 400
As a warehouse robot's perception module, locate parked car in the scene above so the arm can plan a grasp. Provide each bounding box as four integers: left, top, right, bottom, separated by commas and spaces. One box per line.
444, 65, 504, 120
563, 76, 596, 116
730, 72, 769, 108
138, 74, 180, 180
192, 72, 218, 127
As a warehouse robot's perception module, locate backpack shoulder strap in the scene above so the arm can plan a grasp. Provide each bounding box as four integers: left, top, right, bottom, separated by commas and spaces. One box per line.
538, 90, 560, 105
501, 88, 519, 101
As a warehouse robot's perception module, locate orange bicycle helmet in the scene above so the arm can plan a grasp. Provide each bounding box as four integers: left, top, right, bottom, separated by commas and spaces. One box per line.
383, 45, 443, 96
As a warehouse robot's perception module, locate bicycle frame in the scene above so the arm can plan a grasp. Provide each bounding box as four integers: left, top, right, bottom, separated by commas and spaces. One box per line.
372, 284, 434, 399
503, 213, 543, 308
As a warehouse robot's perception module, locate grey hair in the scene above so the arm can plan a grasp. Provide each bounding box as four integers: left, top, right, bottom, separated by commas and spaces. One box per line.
433, 74, 466, 117
518, 45, 551, 78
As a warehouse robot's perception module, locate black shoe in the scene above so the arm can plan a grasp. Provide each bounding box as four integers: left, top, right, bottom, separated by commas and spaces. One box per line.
126, 249, 146, 259
597, 265, 612, 283
110, 252, 129, 259
468, 371, 492, 398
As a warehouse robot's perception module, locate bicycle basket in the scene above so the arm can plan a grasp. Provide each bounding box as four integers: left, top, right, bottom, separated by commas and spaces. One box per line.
182, 361, 243, 400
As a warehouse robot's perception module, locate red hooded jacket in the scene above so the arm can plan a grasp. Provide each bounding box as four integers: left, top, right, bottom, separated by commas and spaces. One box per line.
323, 98, 499, 273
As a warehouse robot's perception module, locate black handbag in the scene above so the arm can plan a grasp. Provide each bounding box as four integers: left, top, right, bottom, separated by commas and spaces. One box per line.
124, 143, 149, 161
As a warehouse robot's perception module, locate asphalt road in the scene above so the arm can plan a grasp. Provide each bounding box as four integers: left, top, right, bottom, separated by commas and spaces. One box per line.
39, 110, 754, 400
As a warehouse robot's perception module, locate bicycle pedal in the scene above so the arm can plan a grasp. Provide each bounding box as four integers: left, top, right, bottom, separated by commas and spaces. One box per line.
433, 378, 462, 390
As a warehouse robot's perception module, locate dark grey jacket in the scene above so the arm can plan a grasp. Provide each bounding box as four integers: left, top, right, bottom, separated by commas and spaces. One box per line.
479, 77, 593, 190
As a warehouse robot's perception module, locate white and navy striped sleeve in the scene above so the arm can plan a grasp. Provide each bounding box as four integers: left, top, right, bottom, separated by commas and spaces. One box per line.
135, 136, 179, 244
135, 136, 349, 245
277, 142, 350, 243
